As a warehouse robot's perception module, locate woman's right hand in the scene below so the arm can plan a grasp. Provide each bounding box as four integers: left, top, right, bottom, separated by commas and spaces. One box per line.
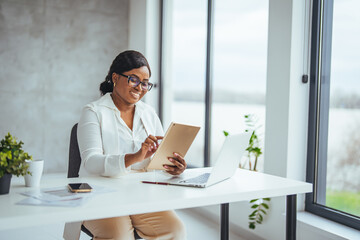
125, 135, 163, 167
138, 135, 163, 160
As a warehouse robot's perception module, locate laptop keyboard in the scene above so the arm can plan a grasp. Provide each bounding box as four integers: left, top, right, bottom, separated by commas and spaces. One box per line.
180, 173, 210, 184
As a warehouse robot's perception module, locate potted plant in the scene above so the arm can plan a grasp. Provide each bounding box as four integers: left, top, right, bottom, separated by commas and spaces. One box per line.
224, 114, 270, 230
0, 133, 32, 194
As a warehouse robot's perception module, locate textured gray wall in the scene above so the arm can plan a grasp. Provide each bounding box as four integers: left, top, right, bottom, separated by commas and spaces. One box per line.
0, 0, 129, 173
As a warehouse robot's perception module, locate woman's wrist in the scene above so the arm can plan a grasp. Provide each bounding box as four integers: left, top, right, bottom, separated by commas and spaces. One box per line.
124, 152, 142, 167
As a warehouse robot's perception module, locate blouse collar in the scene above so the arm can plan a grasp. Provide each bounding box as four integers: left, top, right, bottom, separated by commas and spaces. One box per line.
98, 92, 145, 116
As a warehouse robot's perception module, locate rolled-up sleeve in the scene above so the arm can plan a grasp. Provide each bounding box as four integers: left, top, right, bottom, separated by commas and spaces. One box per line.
77, 106, 129, 177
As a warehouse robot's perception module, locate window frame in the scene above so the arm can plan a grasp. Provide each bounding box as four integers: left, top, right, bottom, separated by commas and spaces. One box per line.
305, 0, 360, 230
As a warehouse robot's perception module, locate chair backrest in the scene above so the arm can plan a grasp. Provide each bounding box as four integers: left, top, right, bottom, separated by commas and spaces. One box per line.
68, 123, 81, 178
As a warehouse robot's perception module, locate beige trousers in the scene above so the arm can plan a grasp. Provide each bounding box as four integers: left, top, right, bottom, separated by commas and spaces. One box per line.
83, 210, 186, 240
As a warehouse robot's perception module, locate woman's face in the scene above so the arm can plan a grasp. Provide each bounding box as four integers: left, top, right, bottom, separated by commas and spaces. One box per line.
112, 66, 150, 106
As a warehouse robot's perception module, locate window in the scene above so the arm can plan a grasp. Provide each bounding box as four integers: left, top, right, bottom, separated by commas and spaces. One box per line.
211, 0, 268, 167
306, 0, 360, 230
161, 0, 268, 168
161, 0, 207, 167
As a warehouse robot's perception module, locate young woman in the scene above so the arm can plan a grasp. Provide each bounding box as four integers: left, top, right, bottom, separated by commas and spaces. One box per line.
65, 50, 186, 240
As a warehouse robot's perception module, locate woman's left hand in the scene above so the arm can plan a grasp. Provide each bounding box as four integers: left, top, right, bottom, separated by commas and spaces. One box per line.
163, 152, 187, 175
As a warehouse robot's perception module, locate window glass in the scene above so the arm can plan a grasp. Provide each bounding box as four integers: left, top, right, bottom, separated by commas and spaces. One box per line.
326, 0, 360, 217
164, 0, 207, 167
211, 0, 268, 168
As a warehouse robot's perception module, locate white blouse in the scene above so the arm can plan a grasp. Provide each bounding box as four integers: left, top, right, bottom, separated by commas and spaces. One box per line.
77, 93, 164, 178
64, 93, 164, 240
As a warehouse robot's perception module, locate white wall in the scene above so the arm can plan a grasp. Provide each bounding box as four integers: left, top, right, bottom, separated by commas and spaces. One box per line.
128, 0, 161, 114
258, 0, 311, 238
0, 0, 129, 173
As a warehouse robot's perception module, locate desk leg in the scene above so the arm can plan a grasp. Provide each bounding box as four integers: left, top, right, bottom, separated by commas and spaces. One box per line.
221, 203, 229, 240
286, 195, 297, 240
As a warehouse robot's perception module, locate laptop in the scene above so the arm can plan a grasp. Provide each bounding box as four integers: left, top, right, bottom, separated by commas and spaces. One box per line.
143, 132, 251, 188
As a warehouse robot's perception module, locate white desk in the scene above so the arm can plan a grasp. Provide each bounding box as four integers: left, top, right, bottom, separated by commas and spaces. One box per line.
0, 168, 312, 240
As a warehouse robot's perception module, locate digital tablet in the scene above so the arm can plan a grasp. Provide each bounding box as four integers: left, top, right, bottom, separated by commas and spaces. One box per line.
147, 122, 201, 170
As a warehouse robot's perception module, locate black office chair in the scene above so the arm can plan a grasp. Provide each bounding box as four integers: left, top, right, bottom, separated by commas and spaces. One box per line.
68, 123, 142, 240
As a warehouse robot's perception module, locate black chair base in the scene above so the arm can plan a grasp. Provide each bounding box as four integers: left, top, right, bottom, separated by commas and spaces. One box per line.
81, 224, 93, 239
81, 224, 142, 239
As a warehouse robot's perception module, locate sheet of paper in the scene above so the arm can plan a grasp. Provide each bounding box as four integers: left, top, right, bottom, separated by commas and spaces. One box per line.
16, 195, 89, 207
21, 186, 84, 202
17, 185, 116, 207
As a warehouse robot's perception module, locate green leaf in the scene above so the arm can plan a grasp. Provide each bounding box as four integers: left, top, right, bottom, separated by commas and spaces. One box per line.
242, 113, 267, 230
261, 203, 269, 209
249, 222, 256, 229
253, 148, 262, 154
249, 210, 257, 217
223, 131, 229, 137
0, 133, 32, 176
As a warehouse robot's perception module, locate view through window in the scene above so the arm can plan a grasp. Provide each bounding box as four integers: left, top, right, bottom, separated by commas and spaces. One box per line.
164, 0, 207, 167
307, 0, 360, 229
211, 0, 268, 167
325, 0, 360, 217
163, 0, 268, 168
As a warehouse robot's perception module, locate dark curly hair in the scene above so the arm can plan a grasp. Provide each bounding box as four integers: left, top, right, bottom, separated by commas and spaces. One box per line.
100, 50, 151, 95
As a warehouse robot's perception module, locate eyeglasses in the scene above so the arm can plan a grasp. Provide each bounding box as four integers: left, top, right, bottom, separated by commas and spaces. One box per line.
119, 73, 153, 91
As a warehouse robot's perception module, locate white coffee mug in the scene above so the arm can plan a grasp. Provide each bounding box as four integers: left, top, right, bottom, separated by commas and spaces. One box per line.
24, 159, 44, 187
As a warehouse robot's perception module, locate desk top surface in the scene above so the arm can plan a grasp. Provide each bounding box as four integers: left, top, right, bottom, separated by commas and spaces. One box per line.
0, 168, 312, 231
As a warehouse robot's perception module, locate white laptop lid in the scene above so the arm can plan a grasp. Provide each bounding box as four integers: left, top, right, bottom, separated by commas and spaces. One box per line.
206, 132, 251, 187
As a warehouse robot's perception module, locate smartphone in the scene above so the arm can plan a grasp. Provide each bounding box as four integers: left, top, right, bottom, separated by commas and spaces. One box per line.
68, 183, 92, 193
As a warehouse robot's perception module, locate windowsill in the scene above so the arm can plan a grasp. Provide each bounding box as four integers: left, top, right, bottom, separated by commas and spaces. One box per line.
297, 211, 359, 240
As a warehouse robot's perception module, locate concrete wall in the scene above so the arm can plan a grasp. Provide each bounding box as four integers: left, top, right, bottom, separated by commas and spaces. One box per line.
0, 0, 129, 173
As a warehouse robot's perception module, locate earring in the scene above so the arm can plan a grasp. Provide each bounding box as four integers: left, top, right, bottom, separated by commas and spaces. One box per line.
113, 82, 116, 87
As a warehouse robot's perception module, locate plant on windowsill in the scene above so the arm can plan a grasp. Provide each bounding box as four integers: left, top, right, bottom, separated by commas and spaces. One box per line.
0, 133, 32, 194
223, 114, 270, 230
